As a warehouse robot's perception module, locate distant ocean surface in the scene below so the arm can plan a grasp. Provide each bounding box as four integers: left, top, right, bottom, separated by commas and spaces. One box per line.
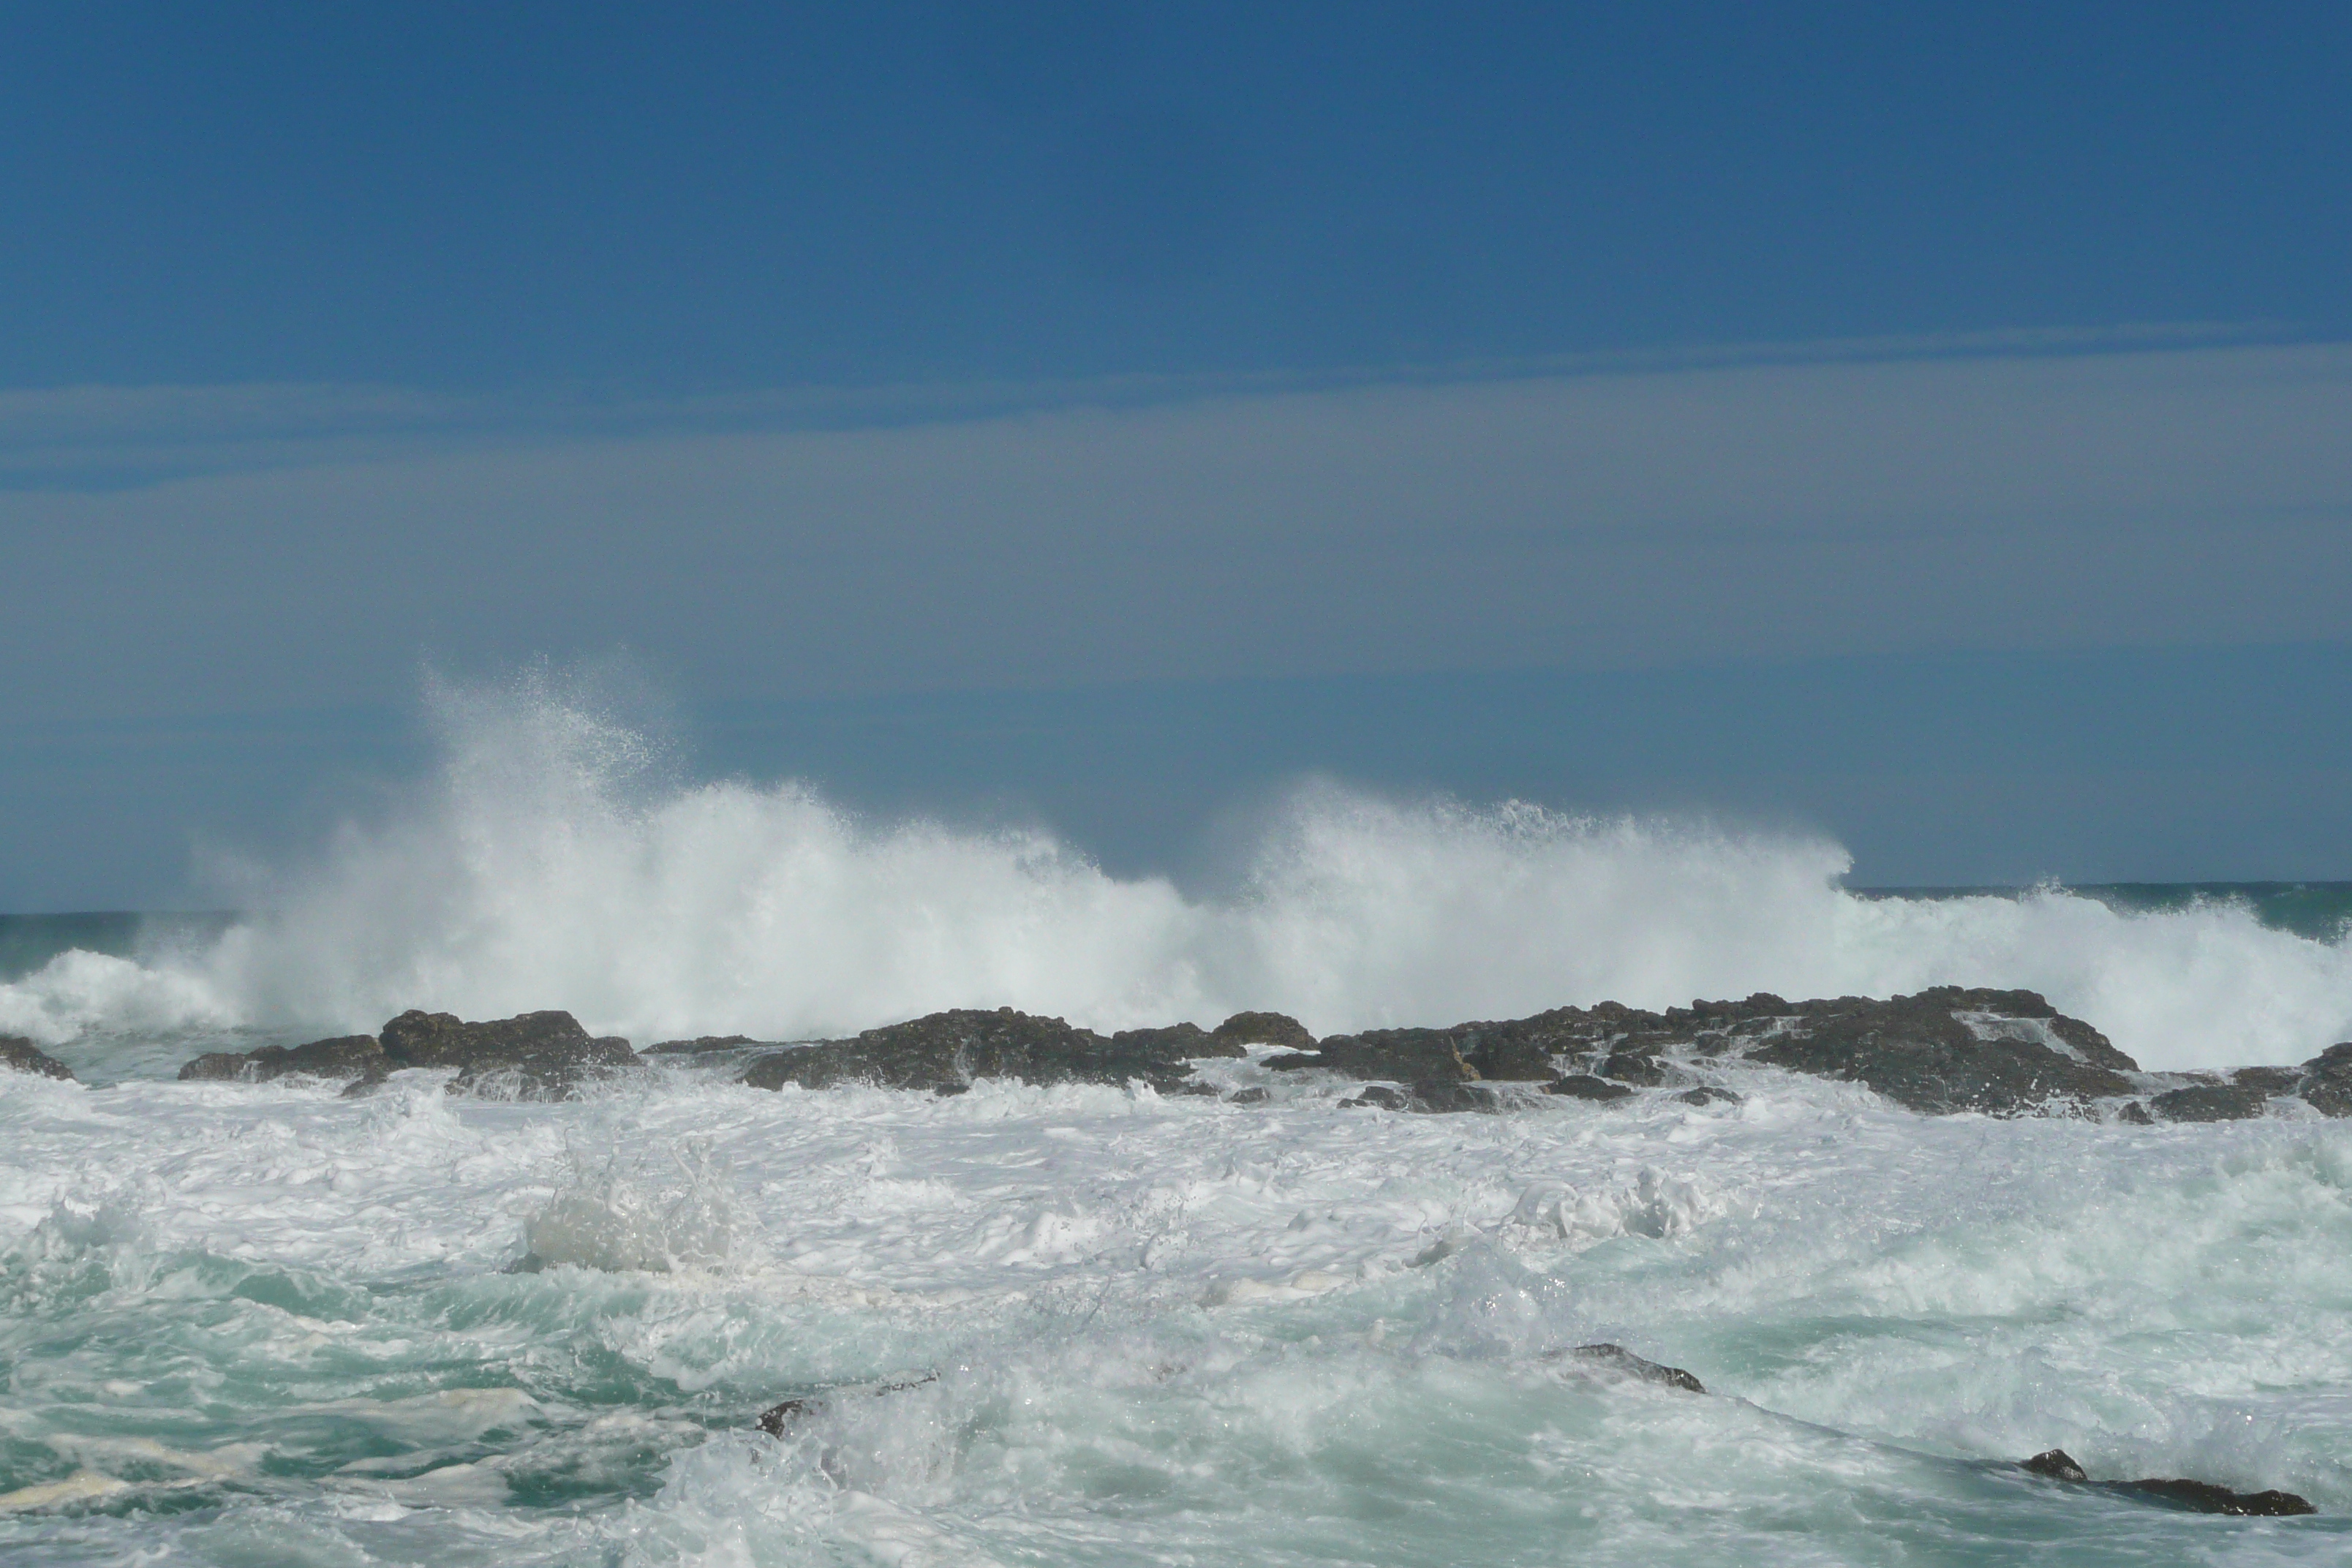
4, 693, 2349, 1564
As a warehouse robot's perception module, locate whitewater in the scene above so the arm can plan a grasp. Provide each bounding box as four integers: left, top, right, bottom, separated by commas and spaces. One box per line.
4, 684, 2351, 1564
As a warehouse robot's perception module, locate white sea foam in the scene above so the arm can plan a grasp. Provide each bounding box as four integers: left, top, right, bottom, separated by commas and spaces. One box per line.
1, 676, 2348, 1068
10, 1059, 2347, 1563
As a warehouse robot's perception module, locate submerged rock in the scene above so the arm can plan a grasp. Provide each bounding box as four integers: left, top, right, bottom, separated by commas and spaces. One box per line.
0, 1036, 74, 1082
741, 1007, 1237, 1097
177, 1010, 641, 1098
2021, 1449, 2090, 1483
757, 1373, 938, 1436
2019, 1449, 2313, 1515
1563, 1343, 1706, 1393
2116, 1477, 2316, 1516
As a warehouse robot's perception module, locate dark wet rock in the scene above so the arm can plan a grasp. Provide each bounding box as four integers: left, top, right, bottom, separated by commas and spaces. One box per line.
755, 1396, 814, 1436
1263, 1006, 1616, 1086
2021, 1449, 2089, 1483
1560, 1343, 1705, 1394
0, 1036, 74, 1081
180, 1035, 382, 1084
1742, 988, 2137, 1115
1210, 1011, 1315, 1051
2116, 1100, 2154, 1125
1337, 1084, 1410, 1111
2230, 1066, 2304, 1095
1600, 1049, 1670, 1085
1110, 1022, 1246, 1060
2020, 1449, 2313, 1515
2147, 1082, 2269, 1123
1546, 1074, 1634, 1103
644, 1034, 765, 1055
741, 1007, 1231, 1096
382, 1009, 583, 1068
2040, 1014, 2140, 1073
179, 1010, 641, 1098
2297, 1042, 2352, 1117
1225, 1086, 1270, 1105
1676, 1085, 1741, 1107
2116, 1477, 2315, 1516
1259, 987, 2139, 1116
758, 1373, 938, 1436
1266, 1027, 1475, 1084
446, 1035, 638, 1099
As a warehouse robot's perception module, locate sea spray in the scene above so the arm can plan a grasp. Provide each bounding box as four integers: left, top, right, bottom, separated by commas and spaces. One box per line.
0, 677, 2347, 1067
522, 1137, 758, 1275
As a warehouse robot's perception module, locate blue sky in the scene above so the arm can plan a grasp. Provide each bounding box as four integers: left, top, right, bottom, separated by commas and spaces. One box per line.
4, 4, 2350, 906
9, 3, 2348, 388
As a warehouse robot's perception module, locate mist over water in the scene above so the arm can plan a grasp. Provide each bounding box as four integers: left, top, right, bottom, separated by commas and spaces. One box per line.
4, 676, 2349, 1068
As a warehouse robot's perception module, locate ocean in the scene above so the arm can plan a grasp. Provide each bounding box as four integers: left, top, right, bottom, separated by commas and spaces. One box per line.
4, 698, 2351, 1564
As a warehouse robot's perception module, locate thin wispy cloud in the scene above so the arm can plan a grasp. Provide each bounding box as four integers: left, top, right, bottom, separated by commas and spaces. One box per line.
4, 335, 2347, 730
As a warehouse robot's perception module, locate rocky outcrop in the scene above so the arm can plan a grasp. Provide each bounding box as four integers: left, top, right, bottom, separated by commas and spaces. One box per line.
644, 1034, 763, 1055
1258, 987, 2141, 1116
2119, 1042, 2352, 1123
742, 1007, 1245, 1097
181, 1035, 383, 1084
0, 1036, 74, 1082
165, 992, 2352, 1123
177, 1010, 640, 1098
2020, 1449, 2313, 1516
1547, 1074, 1635, 1104
1266, 1008, 1605, 1088
1210, 1011, 1315, 1050
1737, 991, 2137, 1115
2296, 1043, 2352, 1117
2145, 1082, 2268, 1123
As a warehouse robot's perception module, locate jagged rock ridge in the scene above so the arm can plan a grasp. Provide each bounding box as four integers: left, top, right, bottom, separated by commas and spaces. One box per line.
739, 1007, 1254, 1096
178, 1009, 638, 1098
1264, 987, 2144, 1116
169, 992, 2352, 1121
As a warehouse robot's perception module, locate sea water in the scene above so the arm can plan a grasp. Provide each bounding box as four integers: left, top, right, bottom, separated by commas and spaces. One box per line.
3, 690, 2351, 1564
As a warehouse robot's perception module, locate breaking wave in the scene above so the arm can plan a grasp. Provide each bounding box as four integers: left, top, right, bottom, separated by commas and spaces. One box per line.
3, 677, 2348, 1069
